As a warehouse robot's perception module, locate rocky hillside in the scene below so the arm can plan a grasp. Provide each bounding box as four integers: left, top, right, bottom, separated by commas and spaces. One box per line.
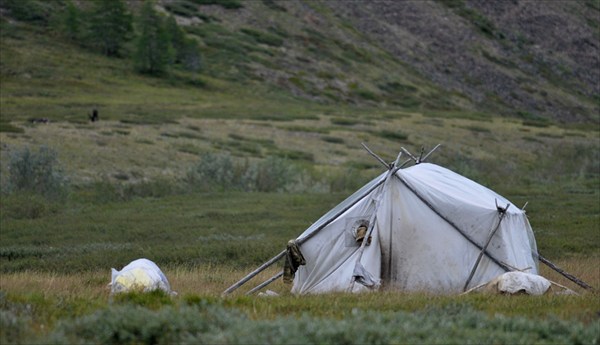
164, 0, 599, 123
1, 0, 598, 124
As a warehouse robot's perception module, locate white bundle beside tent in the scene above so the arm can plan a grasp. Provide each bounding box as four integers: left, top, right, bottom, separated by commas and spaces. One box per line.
110, 258, 174, 295
223, 145, 593, 296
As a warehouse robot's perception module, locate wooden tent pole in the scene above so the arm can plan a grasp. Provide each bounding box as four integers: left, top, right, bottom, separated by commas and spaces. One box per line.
536, 253, 594, 290
245, 270, 284, 295
463, 202, 510, 291
222, 171, 394, 296
421, 144, 441, 163
362, 143, 391, 168
222, 250, 286, 296
400, 147, 418, 163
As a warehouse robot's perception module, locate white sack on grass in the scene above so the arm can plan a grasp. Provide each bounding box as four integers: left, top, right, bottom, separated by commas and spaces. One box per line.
110, 258, 175, 295
484, 271, 551, 295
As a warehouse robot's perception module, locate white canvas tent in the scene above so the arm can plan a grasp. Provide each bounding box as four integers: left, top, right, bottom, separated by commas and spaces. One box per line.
223, 146, 592, 295
290, 161, 538, 294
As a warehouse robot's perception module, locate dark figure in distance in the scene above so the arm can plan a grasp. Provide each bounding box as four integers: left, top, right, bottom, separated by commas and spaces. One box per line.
89, 109, 99, 122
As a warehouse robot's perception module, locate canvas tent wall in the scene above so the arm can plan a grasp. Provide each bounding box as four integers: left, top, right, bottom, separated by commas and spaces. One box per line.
291, 163, 539, 294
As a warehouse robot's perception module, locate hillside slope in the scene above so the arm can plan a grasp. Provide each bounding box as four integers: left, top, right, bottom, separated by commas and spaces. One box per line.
0, 0, 598, 188
167, 0, 599, 123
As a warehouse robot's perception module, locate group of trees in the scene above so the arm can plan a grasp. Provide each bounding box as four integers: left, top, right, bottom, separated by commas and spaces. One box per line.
59, 0, 201, 75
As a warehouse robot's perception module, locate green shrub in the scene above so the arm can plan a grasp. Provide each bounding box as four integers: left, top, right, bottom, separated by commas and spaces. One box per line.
44, 303, 600, 345
379, 129, 409, 141
0, 0, 55, 25
185, 153, 303, 192
518, 111, 552, 127
262, 0, 287, 12
253, 156, 298, 192
354, 89, 378, 101
3, 146, 69, 200
186, 152, 235, 192
0, 310, 30, 345
240, 28, 284, 47
321, 136, 345, 144
164, 1, 201, 18
188, 0, 244, 9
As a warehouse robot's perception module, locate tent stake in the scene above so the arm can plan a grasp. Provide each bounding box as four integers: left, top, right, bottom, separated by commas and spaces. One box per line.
536, 253, 594, 290
246, 270, 284, 295
463, 202, 510, 291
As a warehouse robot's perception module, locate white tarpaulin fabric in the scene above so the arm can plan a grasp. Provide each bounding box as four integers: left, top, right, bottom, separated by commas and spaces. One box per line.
292, 163, 540, 294
110, 258, 174, 295
484, 271, 551, 295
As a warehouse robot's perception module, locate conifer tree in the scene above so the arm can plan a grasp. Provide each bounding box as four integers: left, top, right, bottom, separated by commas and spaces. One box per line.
165, 16, 202, 72
86, 0, 132, 57
134, 1, 174, 75
61, 1, 81, 42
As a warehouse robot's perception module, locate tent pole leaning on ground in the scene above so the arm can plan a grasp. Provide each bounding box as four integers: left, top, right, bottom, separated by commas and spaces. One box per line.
245, 270, 284, 295
222, 249, 287, 296
536, 253, 593, 290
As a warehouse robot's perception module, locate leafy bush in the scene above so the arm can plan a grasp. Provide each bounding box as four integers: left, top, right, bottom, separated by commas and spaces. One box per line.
186, 153, 236, 192
0, 0, 55, 25
240, 28, 284, 47
185, 153, 302, 192
134, 1, 174, 75
188, 0, 244, 9
3, 146, 69, 200
44, 303, 599, 345
379, 129, 409, 141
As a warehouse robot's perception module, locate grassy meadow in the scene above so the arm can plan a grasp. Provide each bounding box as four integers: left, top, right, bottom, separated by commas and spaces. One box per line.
1, 10, 599, 345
